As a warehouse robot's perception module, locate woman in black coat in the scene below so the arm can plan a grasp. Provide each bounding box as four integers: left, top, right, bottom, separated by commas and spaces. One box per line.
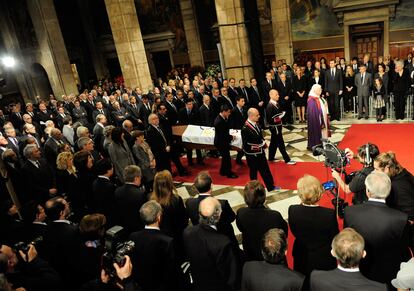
73, 150, 96, 218
236, 180, 288, 261
292, 67, 308, 123
343, 65, 356, 113
288, 174, 339, 276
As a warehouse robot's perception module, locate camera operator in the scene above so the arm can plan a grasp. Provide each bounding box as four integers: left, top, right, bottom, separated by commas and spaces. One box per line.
331, 143, 380, 205
80, 255, 141, 291
0, 244, 61, 291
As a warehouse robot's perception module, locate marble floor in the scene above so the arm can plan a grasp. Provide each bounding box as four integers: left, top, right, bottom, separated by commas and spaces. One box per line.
174, 115, 414, 239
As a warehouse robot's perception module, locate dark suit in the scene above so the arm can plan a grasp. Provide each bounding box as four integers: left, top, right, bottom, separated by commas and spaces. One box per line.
324, 68, 343, 120
237, 86, 250, 107
228, 86, 239, 105
129, 228, 179, 291
81, 101, 96, 124
310, 268, 387, 291
92, 177, 116, 226
214, 114, 233, 176
111, 108, 128, 126
127, 104, 143, 128
92, 108, 109, 124
21, 159, 55, 204
242, 261, 304, 291
183, 224, 239, 291
236, 206, 287, 261
241, 120, 275, 191
146, 125, 171, 172
288, 205, 339, 276
277, 80, 293, 124
138, 102, 152, 128
199, 104, 214, 126
165, 101, 179, 125
248, 85, 266, 126
44, 137, 66, 166
185, 195, 237, 245
10, 112, 25, 130
261, 79, 277, 104
219, 95, 235, 109
344, 200, 410, 285
114, 184, 147, 233
92, 123, 105, 155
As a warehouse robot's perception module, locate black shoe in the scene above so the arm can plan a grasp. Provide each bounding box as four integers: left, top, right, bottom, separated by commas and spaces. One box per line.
358, 116, 362, 120
365, 116, 369, 120
227, 173, 239, 179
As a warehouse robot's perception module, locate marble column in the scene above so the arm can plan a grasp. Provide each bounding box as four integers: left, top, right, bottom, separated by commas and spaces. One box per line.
215, 0, 254, 81
179, 0, 204, 67
270, 0, 294, 64
27, 0, 79, 97
104, 0, 153, 91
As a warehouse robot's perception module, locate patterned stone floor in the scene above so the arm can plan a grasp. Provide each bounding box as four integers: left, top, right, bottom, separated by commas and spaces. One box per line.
174, 114, 414, 238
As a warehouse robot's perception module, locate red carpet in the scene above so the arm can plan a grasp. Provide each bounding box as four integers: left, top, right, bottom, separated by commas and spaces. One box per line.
339, 123, 414, 173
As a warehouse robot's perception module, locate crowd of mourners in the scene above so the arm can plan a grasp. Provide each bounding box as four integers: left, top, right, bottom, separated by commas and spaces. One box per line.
0, 53, 413, 291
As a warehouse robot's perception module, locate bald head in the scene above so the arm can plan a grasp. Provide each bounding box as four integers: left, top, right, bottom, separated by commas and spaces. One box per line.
269, 89, 279, 101
199, 197, 222, 226
247, 108, 260, 123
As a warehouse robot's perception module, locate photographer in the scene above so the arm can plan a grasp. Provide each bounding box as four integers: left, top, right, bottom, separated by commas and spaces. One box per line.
0, 244, 61, 291
80, 255, 141, 291
331, 143, 380, 205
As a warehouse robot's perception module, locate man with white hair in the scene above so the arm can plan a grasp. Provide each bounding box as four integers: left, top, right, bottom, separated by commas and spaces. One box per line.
183, 197, 239, 291
344, 171, 411, 287
393, 60, 411, 120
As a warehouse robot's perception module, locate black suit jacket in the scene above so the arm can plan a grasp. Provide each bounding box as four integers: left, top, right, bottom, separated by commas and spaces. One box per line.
114, 184, 147, 233
228, 86, 239, 105
230, 106, 247, 129
164, 101, 179, 125
138, 103, 152, 128
21, 159, 55, 204
237, 86, 250, 107
92, 108, 109, 124
185, 195, 237, 245
310, 268, 387, 291
92, 177, 116, 225
199, 104, 214, 126
324, 68, 343, 94
146, 125, 169, 171
214, 115, 232, 150
261, 79, 277, 103
218, 95, 235, 109
129, 229, 178, 291
92, 123, 105, 155
236, 206, 288, 261
10, 112, 25, 130
344, 201, 410, 284
183, 224, 239, 291
178, 108, 200, 125
242, 261, 304, 291
248, 86, 264, 110
288, 205, 339, 276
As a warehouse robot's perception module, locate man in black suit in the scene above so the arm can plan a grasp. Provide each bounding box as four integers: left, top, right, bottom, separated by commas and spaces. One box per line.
242, 228, 304, 291
178, 99, 203, 165
230, 96, 247, 165
199, 95, 215, 126
44, 197, 80, 290
310, 228, 387, 291
261, 72, 277, 105
126, 96, 144, 129
35, 103, 55, 130
214, 105, 238, 178
21, 144, 57, 204
228, 78, 239, 105
114, 165, 147, 233
20, 201, 48, 257
219, 87, 235, 109
92, 114, 107, 155
324, 59, 343, 121
92, 159, 116, 226
138, 95, 152, 129
277, 73, 294, 124
55, 106, 70, 130
44, 128, 67, 167
185, 171, 238, 245
92, 101, 109, 124
164, 92, 179, 125
4, 127, 20, 158
9, 103, 25, 131
129, 200, 179, 291
344, 171, 411, 287
82, 94, 96, 124
237, 79, 250, 108
183, 197, 239, 291
242, 108, 278, 192
363, 53, 374, 75
248, 78, 266, 127
111, 101, 129, 126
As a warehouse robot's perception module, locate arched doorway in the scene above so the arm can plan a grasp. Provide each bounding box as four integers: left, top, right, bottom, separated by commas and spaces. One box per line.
30, 63, 53, 100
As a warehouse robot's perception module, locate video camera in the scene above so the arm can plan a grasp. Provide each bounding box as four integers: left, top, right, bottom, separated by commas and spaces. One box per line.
322, 181, 348, 218
102, 226, 135, 279
312, 139, 349, 170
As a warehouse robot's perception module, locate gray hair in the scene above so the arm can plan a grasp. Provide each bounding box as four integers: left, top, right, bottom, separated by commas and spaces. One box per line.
23, 144, 39, 159
140, 201, 163, 225
261, 228, 287, 264
365, 171, 391, 199
76, 126, 89, 138
199, 197, 222, 226
395, 60, 404, 69
123, 165, 142, 183
95, 114, 106, 123
103, 125, 115, 137
77, 137, 93, 150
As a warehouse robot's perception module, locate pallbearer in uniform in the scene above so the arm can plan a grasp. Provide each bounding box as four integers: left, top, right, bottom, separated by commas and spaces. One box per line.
266, 89, 296, 165
241, 108, 279, 191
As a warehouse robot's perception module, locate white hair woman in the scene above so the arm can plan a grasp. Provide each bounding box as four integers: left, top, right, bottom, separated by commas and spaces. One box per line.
307, 84, 329, 149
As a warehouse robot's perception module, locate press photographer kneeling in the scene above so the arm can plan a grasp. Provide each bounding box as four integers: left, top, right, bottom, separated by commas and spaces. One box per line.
331, 143, 380, 205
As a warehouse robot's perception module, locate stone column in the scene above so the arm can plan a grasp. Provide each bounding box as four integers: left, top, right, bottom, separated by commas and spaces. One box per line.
77, 0, 109, 80
215, 0, 254, 81
104, 0, 153, 92
270, 0, 294, 64
179, 0, 204, 67
27, 0, 79, 97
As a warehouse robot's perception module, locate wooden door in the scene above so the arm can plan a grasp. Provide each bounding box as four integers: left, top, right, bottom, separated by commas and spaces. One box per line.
356, 36, 380, 64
